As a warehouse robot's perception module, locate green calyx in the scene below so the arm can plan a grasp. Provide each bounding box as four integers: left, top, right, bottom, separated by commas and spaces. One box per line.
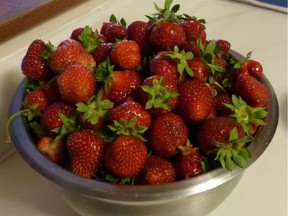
141, 77, 179, 111
214, 127, 254, 171
229, 51, 252, 69
166, 46, 194, 77
78, 26, 102, 53
197, 39, 225, 76
51, 112, 79, 141
224, 95, 267, 134
109, 14, 127, 27
41, 41, 55, 61
76, 90, 114, 125
94, 59, 115, 93
146, 0, 180, 23
108, 116, 148, 142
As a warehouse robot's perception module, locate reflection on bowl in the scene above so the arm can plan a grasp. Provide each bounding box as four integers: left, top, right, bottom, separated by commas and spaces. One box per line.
9, 51, 278, 216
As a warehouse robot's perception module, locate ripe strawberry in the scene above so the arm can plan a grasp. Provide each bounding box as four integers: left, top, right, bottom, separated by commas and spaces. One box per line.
150, 52, 181, 84
103, 135, 148, 178
187, 57, 208, 82
216, 39, 231, 54
127, 20, 154, 55
44, 76, 62, 102
174, 144, 205, 179
21, 39, 52, 81
24, 86, 49, 113
110, 40, 141, 70
41, 101, 75, 132
138, 156, 176, 185
213, 92, 233, 116
37, 136, 66, 164
149, 21, 186, 51
57, 64, 96, 104
106, 23, 127, 42
140, 75, 179, 116
92, 42, 113, 65
177, 79, 213, 123
70, 27, 84, 41
96, 61, 142, 105
233, 73, 269, 108
148, 112, 188, 158
50, 39, 96, 73
108, 99, 151, 128
66, 130, 105, 178
246, 59, 263, 78
196, 117, 253, 170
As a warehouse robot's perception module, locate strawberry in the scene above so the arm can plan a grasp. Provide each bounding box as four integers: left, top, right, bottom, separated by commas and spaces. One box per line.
177, 79, 213, 123
106, 23, 127, 42
41, 101, 75, 132
110, 40, 141, 70
150, 52, 181, 84
196, 117, 253, 170
149, 21, 186, 51
21, 39, 53, 81
66, 130, 105, 178
233, 73, 269, 108
96, 60, 142, 105
70, 27, 84, 41
57, 64, 96, 104
213, 92, 233, 117
174, 143, 205, 179
37, 136, 66, 164
246, 59, 263, 78
187, 57, 208, 82
148, 112, 188, 158
24, 86, 50, 113
50, 39, 96, 73
108, 99, 151, 128
44, 76, 62, 102
127, 20, 154, 55
216, 39, 231, 54
103, 135, 148, 178
138, 156, 176, 185
92, 42, 113, 65
140, 75, 179, 116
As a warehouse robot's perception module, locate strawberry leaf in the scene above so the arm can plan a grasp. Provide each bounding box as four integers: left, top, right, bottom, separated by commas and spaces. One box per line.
78, 26, 102, 53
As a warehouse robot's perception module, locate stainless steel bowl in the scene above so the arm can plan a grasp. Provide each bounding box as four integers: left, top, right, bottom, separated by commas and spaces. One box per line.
8, 51, 279, 216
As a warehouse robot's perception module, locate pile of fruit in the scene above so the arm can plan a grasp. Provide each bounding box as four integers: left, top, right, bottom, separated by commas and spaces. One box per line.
15, 0, 269, 185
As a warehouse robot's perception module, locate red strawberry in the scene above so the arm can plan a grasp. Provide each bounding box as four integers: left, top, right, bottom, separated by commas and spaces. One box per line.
108, 99, 151, 128
104, 69, 142, 105
50, 39, 96, 73
174, 144, 205, 179
213, 92, 233, 116
103, 135, 148, 178
148, 112, 188, 158
92, 42, 114, 65
177, 79, 213, 123
246, 59, 263, 78
70, 27, 84, 41
127, 20, 154, 55
149, 21, 186, 51
234, 73, 269, 108
44, 76, 62, 102
106, 23, 127, 42
196, 117, 253, 170
66, 130, 105, 178
41, 101, 75, 132
24, 86, 49, 113
57, 64, 96, 104
110, 40, 141, 70
21, 39, 52, 81
140, 75, 179, 116
37, 136, 66, 164
138, 156, 176, 185
150, 51, 181, 84
187, 57, 208, 82
216, 39, 231, 54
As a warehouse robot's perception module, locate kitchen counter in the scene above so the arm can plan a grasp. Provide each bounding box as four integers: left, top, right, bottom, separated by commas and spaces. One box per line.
0, 0, 287, 215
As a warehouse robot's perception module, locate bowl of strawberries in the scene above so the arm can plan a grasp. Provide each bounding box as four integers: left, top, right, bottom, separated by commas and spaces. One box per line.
8, 0, 279, 216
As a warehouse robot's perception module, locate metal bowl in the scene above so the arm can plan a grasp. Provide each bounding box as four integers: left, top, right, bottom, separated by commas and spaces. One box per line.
8, 51, 279, 216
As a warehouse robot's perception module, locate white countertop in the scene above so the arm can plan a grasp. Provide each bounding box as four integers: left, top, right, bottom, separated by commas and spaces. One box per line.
0, 0, 287, 215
